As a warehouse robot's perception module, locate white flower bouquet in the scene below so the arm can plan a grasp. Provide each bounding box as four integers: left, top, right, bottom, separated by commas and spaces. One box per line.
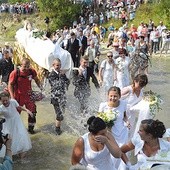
98, 110, 119, 128
143, 90, 162, 117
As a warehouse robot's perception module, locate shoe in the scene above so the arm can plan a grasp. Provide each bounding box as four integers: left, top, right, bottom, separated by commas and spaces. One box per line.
55, 127, 62, 135
28, 126, 35, 134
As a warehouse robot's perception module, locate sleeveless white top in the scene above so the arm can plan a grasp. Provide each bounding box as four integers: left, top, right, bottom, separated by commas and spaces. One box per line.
80, 132, 116, 170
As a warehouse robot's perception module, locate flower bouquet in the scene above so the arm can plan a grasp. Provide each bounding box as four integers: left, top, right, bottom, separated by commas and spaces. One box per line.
98, 110, 118, 129
143, 90, 162, 117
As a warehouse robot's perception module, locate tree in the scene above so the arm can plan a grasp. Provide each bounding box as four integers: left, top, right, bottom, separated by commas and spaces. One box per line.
37, 0, 81, 31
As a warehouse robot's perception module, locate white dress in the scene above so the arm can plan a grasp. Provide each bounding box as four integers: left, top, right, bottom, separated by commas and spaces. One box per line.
80, 133, 116, 170
100, 59, 115, 93
98, 100, 128, 146
129, 134, 170, 170
114, 57, 130, 90
98, 100, 128, 169
121, 85, 143, 138
0, 99, 32, 155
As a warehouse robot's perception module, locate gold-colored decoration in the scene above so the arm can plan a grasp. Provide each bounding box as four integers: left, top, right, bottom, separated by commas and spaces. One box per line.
13, 42, 48, 83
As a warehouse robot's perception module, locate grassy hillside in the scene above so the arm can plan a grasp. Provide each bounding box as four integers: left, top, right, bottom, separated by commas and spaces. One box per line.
103, 3, 169, 30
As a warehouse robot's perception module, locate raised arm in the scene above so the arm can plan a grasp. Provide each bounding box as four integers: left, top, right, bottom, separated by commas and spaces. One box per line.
121, 86, 131, 99
71, 137, 84, 165
94, 131, 121, 158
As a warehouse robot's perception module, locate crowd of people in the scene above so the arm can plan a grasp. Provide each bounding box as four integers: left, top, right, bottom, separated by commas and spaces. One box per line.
0, 1, 37, 14
0, 0, 169, 169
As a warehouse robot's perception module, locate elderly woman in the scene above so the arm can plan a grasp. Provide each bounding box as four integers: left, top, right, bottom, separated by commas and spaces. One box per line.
71, 116, 121, 170
121, 119, 170, 170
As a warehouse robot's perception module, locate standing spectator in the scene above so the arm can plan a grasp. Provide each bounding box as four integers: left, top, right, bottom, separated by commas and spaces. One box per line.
66, 32, 81, 67
108, 23, 115, 32
85, 40, 100, 73
48, 59, 70, 135
147, 19, 154, 42
8, 58, 42, 134
99, 12, 104, 24
160, 28, 170, 55
157, 21, 166, 50
72, 56, 99, 114
78, 29, 87, 56
0, 50, 14, 84
150, 26, 159, 54
2, 42, 13, 58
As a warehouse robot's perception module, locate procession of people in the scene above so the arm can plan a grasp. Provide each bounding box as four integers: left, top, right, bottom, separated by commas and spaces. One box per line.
0, 0, 170, 170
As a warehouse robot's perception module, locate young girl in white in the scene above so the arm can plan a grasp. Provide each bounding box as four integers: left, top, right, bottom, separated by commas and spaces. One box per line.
0, 91, 32, 159
98, 86, 130, 169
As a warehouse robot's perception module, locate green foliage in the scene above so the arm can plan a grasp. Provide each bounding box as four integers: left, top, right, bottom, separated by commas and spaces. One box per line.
132, 0, 170, 28
37, 0, 81, 32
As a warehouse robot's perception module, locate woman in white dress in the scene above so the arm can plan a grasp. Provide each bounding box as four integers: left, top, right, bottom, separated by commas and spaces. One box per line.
98, 86, 130, 169
0, 92, 32, 159
121, 74, 148, 139
121, 119, 170, 170
98, 51, 116, 95
114, 48, 130, 90
71, 116, 121, 170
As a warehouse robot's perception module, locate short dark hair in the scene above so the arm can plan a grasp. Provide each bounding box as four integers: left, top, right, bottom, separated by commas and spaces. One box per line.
87, 116, 106, 135
70, 32, 75, 36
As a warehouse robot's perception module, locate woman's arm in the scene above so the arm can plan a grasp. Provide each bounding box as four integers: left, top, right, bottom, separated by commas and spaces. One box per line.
121, 86, 130, 96
71, 137, 84, 165
98, 67, 104, 86
17, 106, 33, 117
123, 111, 130, 129
121, 141, 135, 165
94, 131, 121, 158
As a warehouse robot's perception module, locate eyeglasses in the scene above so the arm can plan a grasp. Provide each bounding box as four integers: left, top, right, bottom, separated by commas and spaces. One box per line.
107, 55, 113, 58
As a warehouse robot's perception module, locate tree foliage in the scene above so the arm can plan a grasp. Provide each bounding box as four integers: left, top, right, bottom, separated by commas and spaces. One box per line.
37, 0, 81, 31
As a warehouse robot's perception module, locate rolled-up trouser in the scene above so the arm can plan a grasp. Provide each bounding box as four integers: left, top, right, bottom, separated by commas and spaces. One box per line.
51, 96, 66, 121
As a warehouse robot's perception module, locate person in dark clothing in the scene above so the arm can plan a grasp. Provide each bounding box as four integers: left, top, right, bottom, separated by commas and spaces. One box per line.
0, 50, 14, 84
78, 29, 87, 56
48, 58, 70, 135
66, 32, 81, 67
72, 56, 99, 114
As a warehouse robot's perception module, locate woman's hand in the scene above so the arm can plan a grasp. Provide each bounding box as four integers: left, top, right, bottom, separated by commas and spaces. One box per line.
126, 121, 131, 129
94, 135, 108, 144
26, 109, 33, 117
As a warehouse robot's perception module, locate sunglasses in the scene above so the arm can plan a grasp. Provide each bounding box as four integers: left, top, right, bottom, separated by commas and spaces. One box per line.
107, 55, 113, 58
